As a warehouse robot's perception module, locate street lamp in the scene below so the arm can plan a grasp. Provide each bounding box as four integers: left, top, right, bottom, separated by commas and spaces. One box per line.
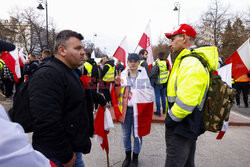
93, 33, 97, 48
173, 2, 180, 26
37, 0, 48, 49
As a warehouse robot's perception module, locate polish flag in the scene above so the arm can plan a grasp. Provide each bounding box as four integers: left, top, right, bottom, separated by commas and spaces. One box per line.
138, 21, 154, 65
167, 54, 172, 72
216, 121, 229, 140
111, 85, 123, 120
114, 67, 155, 137
91, 50, 95, 59
94, 106, 114, 154
225, 38, 250, 79
18, 48, 26, 67
113, 36, 128, 68
217, 63, 232, 87
1, 49, 21, 82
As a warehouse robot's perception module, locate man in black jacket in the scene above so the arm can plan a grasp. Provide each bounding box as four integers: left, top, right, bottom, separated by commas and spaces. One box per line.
29, 30, 91, 167
23, 53, 39, 81
40, 49, 52, 66
138, 49, 149, 75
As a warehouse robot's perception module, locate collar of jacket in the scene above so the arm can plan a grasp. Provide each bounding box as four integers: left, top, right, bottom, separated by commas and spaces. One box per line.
174, 46, 218, 71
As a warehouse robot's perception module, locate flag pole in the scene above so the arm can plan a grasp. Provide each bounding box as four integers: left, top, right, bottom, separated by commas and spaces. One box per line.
134, 44, 139, 53
106, 152, 109, 167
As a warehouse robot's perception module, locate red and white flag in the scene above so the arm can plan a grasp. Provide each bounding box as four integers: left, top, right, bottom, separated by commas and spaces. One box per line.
218, 63, 232, 87
167, 54, 172, 72
113, 36, 128, 68
1, 48, 21, 82
216, 121, 229, 140
91, 50, 95, 59
18, 48, 26, 67
138, 21, 154, 65
94, 106, 114, 154
225, 38, 250, 80
120, 66, 155, 137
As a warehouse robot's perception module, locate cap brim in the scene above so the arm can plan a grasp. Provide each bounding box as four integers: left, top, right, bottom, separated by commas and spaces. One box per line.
164, 33, 172, 39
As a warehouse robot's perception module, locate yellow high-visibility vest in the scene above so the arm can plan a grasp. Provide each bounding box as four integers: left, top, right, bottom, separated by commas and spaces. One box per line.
153, 60, 169, 84
84, 62, 93, 77
117, 87, 125, 114
103, 64, 115, 82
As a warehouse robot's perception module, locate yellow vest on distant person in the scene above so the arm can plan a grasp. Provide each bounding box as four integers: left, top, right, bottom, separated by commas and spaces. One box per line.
103, 64, 115, 82
84, 62, 93, 77
117, 87, 125, 114
153, 60, 169, 84
235, 74, 249, 82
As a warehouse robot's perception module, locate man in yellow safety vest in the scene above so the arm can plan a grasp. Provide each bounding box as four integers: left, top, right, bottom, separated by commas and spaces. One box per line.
100, 55, 116, 103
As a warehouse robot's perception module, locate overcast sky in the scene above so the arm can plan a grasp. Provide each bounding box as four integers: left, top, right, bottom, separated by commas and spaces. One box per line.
0, 0, 249, 55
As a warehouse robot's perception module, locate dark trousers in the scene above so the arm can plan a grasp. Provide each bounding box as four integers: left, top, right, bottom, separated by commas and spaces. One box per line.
100, 81, 113, 103
165, 127, 196, 167
2, 78, 14, 98
235, 82, 249, 107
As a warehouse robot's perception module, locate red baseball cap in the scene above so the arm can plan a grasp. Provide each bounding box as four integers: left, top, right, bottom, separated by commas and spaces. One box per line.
165, 24, 196, 39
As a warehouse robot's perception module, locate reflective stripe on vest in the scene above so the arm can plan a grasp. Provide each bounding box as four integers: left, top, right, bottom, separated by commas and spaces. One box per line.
84, 62, 93, 77
0, 59, 4, 69
118, 87, 125, 113
232, 78, 235, 84
235, 74, 249, 82
167, 50, 210, 120
157, 60, 169, 84
103, 64, 115, 82
139, 60, 144, 67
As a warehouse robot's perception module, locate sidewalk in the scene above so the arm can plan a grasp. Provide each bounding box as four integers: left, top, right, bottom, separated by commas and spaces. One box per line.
1, 93, 250, 126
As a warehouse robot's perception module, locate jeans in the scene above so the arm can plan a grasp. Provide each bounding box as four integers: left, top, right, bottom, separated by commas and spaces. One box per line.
121, 107, 142, 154
50, 152, 85, 167
154, 87, 166, 114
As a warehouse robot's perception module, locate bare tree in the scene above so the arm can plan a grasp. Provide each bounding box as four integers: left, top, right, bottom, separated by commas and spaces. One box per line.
3, 7, 57, 57
83, 40, 105, 58
152, 36, 171, 61
200, 0, 229, 48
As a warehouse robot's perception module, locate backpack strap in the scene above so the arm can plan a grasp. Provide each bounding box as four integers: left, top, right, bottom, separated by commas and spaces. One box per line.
181, 53, 209, 70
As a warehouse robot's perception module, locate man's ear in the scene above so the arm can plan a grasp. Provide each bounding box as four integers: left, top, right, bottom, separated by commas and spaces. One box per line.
58, 45, 66, 57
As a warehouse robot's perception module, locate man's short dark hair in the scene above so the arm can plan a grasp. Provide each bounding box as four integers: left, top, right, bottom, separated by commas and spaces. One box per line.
42, 49, 51, 57
86, 52, 91, 59
139, 49, 148, 56
54, 30, 84, 53
158, 52, 165, 59
29, 53, 36, 58
102, 55, 109, 59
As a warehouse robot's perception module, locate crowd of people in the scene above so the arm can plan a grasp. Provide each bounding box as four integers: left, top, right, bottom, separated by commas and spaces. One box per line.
0, 23, 249, 167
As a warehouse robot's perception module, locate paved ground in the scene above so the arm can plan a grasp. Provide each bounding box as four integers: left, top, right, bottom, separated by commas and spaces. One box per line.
83, 124, 250, 167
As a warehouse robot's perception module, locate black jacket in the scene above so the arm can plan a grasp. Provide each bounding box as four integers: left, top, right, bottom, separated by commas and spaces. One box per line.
29, 57, 92, 164
165, 103, 204, 141
116, 63, 124, 72
40, 56, 53, 66
139, 57, 149, 75
23, 60, 39, 79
